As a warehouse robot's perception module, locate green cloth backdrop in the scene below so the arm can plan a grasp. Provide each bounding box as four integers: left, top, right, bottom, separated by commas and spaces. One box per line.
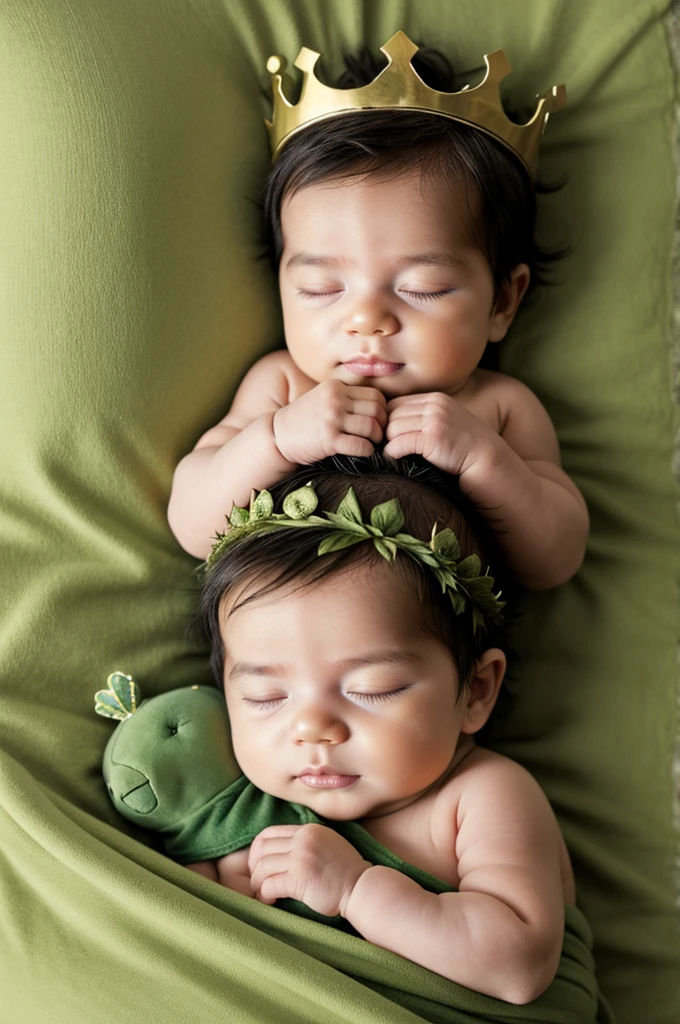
0, 1, 678, 1022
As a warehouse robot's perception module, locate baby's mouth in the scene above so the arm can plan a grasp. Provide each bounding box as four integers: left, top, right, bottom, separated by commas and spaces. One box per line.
297, 768, 360, 789
342, 358, 404, 377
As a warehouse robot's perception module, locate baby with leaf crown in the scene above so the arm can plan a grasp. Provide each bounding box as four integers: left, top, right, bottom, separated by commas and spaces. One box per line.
168, 33, 588, 590
181, 456, 580, 1004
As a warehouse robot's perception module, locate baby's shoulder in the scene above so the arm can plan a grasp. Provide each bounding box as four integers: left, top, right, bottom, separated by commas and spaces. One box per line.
441, 747, 554, 823
469, 367, 539, 404
235, 349, 313, 410
465, 368, 553, 441
246, 348, 297, 385
247, 349, 314, 401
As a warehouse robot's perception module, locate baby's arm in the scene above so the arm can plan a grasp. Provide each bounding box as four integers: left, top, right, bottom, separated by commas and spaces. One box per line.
185, 848, 253, 898
168, 351, 386, 558
384, 377, 588, 589
344, 761, 566, 1003
248, 760, 566, 1004
168, 352, 296, 557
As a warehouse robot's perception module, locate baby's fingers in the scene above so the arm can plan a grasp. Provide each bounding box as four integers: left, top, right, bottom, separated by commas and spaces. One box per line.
342, 412, 384, 445
333, 434, 376, 458
383, 432, 425, 459
248, 826, 297, 871
348, 397, 388, 428
386, 394, 427, 412
385, 414, 422, 441
249, 852, 290, 899
255, 872, 291, 905
346, 385, 388, 408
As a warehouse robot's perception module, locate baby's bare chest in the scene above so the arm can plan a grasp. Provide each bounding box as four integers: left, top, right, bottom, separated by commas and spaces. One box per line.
360, 790, 461, 888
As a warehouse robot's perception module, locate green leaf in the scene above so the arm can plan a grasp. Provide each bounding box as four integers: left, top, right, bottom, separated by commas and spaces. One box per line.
283, 483, 318, 519
373, 537, 397, 561
250, 489, 274, 520
431, 527, 460, 562
370, 498, 405, 536
229, 504, 249, 528
94, 672, 140, 720
449, 591, 466, 616
455, 554, 482, 579
317, 532, 364, 555
414, 549, 439, 568
464, 575, 494, 598
94, 697, 129, 721
469, 585, 505, 615
207, 534, 231, 565
434, 567, 456, 591
392, 534, 424, 552
335, 487, 363, 524
324, 511, 368, 535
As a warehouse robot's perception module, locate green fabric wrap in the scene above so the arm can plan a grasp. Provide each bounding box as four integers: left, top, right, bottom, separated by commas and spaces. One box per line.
156, 782, 614, 1024
101, 686, 612, 1021
1, 1, 678, 1022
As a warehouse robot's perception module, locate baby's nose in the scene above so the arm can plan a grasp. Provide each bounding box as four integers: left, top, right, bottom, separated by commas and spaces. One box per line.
290, 705, 350, 745
343, 300, 399, 337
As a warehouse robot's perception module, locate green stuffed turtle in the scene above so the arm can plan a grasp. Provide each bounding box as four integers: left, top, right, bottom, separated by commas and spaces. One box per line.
97, 672, 240, 829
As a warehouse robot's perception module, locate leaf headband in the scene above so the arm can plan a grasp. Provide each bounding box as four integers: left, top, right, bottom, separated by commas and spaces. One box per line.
207, 483, 504, 632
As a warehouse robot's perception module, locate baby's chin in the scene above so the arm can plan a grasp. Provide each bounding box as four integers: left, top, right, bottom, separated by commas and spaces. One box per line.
265, 780, 376, 821
329, 365, 454, 398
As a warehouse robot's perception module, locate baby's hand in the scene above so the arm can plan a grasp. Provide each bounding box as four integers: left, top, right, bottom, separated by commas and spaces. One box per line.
272, 381, 386, 465
248, 823, 371, 917
383, 392, 498, 477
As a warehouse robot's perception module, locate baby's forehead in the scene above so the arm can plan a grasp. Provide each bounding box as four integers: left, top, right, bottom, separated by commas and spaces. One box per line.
280, 164, 482, 246
218, 560, 429, 642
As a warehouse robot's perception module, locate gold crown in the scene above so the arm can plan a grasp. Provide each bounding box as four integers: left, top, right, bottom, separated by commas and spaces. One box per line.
265, 31, 565, 178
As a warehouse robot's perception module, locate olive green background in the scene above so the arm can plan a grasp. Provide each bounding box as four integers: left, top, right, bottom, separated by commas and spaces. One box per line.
0, 1, 677, 1022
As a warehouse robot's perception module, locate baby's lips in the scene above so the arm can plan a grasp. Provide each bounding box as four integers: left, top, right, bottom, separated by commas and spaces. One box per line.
342, 358, 404, 377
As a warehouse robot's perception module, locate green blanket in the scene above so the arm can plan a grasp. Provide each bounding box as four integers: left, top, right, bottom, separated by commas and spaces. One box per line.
98, 681, 612, 1021
0, 1, 678, 1022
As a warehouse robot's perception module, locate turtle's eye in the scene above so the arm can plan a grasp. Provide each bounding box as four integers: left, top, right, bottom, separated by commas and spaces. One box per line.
167, 723, 178, 736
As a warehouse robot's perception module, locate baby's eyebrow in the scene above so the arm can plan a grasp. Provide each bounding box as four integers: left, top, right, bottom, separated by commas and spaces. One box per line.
228, 650, 418, 680
392, 251, 472, 271
337, 650, 420, 670
284, 251, 470, 271
228, 661, 285, 681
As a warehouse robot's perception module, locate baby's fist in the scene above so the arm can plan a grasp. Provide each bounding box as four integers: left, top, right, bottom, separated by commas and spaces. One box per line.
273, 381, 386, 465
248, 823, 371, 918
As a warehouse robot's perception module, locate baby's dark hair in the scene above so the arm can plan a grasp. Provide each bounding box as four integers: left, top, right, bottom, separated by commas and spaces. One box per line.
262, 44, 565, 297
197, 455, 512, 702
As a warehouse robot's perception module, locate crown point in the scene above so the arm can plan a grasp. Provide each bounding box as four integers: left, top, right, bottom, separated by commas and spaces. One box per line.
266, 55, 286, 75
294, 46, 321, 74
381, 30, 418, 63
484, 49, 513, 84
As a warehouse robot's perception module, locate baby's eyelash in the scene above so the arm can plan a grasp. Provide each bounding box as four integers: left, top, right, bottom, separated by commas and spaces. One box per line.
400, 289, 453, 301
297, 289, 342, 298
350, 688, 408, 704
242, 696, 286, 710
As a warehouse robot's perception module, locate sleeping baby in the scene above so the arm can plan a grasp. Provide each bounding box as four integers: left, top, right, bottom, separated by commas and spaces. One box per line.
167, 33, 588, 590
178, 456, 576, 1003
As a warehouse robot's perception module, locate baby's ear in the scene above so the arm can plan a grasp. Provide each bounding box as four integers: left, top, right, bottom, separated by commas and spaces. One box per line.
488, 264, 531, 342
460, 648, 506, 734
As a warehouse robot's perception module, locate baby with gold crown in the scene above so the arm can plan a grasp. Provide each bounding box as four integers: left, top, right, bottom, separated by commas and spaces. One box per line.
168, 31, 588, 587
